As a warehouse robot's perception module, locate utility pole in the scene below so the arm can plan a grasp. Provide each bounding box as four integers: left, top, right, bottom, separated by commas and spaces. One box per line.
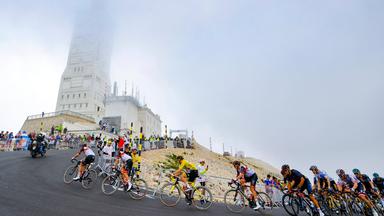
209, 137, 212, 152
230, 146, 233, 156
222, 143, 225, 155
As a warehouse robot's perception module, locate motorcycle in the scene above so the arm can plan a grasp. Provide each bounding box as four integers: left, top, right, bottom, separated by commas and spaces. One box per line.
29, 140, 47, 158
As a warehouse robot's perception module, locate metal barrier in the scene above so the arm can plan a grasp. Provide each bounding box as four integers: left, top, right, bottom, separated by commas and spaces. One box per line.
26, 110, 94, 122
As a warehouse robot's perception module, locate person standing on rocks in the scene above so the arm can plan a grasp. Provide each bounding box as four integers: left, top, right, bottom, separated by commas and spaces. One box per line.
197, 159, 209, 187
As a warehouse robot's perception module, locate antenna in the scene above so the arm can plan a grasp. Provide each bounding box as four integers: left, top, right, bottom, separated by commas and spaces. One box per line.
131, 82, 134, 97
124, 80, 127, 96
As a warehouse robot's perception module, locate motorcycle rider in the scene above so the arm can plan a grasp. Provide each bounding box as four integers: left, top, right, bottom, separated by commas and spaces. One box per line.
36, 132, 47, 153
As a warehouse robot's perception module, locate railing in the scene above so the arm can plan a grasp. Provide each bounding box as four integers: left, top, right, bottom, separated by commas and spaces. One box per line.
26, 110, 95, 122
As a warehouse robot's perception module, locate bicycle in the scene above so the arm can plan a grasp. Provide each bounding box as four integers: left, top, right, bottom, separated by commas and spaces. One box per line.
224, 180, 273, 213
367, 192, 384, 215
351, 192, 383, 216
63, 158, 98, 189
101, 166, 148, 200
159, 175, 213, 210
282, 189, 319, 216
326, 191, 354, 216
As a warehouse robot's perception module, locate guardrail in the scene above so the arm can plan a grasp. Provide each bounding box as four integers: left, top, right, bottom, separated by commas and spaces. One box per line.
26, 110, 95, 122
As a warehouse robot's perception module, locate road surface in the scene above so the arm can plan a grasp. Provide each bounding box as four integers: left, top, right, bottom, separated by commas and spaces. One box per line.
0, 150, 289, 216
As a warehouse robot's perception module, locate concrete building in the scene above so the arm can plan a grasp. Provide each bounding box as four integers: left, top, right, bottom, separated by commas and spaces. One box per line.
43, 1, 162, 136
55, 2, 112, 122
104, 84, 162, 136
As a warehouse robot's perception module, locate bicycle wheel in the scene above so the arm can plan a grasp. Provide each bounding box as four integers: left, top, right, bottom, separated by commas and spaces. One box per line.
192, 186, 213, 210
282, 194, 299, 216
81, 169, 97, 189
224, 189, 246, 213
101, 175, 121, 195
257, 192, 273, 211
291, 197, 313, 216
129, 178, 148, 200
349, 198, 365, 215
318, 197, 332, 216
63, 165, 78, 184
159, 183, 181, 207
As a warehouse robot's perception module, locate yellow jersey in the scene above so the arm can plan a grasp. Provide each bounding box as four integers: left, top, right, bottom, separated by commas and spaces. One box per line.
179, 159, 197, 171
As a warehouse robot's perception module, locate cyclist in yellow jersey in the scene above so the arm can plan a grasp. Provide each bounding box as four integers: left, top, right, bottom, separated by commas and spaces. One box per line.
173, 156, 199, 188
173, 156, 199, 205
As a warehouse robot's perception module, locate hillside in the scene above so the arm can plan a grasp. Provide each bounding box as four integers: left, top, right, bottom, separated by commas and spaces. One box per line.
139, 143, 281, 199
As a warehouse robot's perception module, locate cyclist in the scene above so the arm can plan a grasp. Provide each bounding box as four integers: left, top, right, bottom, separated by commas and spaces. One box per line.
281, 164, 324, 216
72, 144, 95, 181
309, 165, 338, 192
130, 147, 141, 178
114, 149, 133, 191
232, 161, 262, 210
373, 173, 384, 195
336, 169, 378, 216
353, 169, 379, 196
353, 169, 384, 207
172, 156, 199, 204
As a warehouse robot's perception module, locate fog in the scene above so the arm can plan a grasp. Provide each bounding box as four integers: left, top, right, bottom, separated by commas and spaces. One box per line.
0, 0, 383, 178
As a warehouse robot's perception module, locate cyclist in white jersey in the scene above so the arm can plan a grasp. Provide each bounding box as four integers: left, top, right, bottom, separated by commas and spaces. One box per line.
114, 150, 132, 191
72, 144, 95, 181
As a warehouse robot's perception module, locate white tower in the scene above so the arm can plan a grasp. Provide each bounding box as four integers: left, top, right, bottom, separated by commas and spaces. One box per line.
55, 1, 112, 122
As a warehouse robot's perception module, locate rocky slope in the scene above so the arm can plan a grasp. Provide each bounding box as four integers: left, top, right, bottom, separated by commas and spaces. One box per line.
139, 143, 280, 199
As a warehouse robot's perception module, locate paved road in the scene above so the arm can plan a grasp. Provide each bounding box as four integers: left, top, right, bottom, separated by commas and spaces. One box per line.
0, 150, 289, 216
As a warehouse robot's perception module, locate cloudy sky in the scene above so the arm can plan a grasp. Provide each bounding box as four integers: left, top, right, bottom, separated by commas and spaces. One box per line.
1, 0, 383, 178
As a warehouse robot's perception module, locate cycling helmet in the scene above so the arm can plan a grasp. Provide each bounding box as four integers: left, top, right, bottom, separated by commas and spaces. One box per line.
232, 161, 241, 166
176, 156, 184, 161
336, 169, 345, 176
281, 164, 290, 171
373, 173, 379, 178
309, 165, 318, 171
131, 146, 137, 151
352, 168, 360, 174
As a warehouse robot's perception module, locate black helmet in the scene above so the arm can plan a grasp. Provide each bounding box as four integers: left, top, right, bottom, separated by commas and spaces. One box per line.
281, 164, 290, 171
232, 161, 241, 166
309, 165, 318, 171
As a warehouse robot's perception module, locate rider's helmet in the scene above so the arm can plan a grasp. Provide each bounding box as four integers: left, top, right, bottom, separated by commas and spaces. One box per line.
281, 164, 290, 171
232, 161, 241, 167
199, 159, 205, 163
336, 169, 345, 176
352, 168, 360, 175
309, 165, 318, 171
373, 173, 379, 178
176, 156, 184, 161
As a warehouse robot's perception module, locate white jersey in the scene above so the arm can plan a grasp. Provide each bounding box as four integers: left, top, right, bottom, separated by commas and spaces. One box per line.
102, 145, 113, 159
83, 147, 95, 156
197, 165, 207, 182
120, 153, 132, 162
